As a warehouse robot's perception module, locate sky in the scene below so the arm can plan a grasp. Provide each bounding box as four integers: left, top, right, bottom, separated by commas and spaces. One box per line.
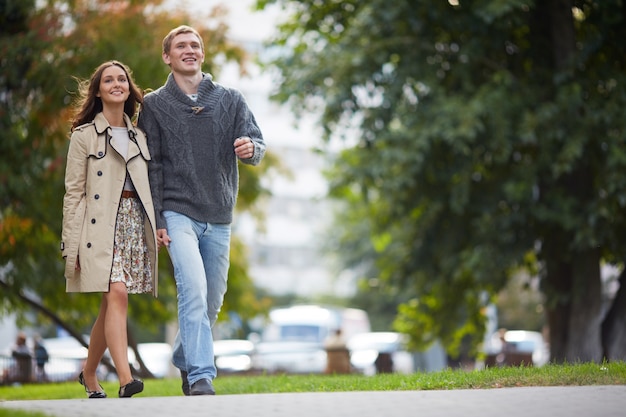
164, 0, 281, 43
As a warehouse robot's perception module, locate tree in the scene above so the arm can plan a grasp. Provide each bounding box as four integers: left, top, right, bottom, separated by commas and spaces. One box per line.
1, 0, 68, 311
1, 0, 274, 373
257, 0, 626, 362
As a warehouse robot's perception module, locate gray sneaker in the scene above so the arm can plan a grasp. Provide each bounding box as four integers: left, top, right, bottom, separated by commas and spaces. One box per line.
190, 378, 216, 396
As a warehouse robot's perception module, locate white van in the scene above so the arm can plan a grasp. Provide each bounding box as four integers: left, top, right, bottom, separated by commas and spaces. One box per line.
252, 305, 370, 374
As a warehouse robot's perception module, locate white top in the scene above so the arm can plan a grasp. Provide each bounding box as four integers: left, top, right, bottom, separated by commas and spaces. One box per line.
110, 126, 134, 191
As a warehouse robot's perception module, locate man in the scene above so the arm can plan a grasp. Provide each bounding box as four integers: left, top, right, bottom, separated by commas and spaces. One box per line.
138, 25, 265, 396
11, 332, 32, 383
33, 335, 49, 382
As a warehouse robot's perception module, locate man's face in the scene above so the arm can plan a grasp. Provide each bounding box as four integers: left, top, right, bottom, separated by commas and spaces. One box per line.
163, 32, 205, 75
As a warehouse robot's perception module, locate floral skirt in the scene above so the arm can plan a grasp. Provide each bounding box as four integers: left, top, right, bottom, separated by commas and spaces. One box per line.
110, 197, 152, 294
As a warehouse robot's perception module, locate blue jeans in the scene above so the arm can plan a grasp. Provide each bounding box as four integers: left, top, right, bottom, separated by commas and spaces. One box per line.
163, 210, 231, 384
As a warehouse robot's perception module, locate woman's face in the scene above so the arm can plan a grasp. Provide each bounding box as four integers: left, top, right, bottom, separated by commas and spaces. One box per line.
97, 65, 130, 106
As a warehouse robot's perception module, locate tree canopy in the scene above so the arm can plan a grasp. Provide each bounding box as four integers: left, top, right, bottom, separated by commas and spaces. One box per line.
1, 0, 273, 366
257, 0, 626, 362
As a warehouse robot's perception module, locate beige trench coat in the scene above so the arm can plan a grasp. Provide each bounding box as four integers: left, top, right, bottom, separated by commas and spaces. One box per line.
61, 113, 158, 296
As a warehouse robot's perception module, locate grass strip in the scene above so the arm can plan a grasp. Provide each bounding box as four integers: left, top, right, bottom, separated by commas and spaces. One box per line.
0, 361, 623, 401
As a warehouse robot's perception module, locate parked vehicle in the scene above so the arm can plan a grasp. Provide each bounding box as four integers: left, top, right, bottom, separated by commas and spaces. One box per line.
1, 337, 175, 383
213, 339, 255, 374
483, 329, 549, 367
40, 337, 90, 382
251, 305, 371, 374
128, 342, 173, 378
347, 332, 415, 375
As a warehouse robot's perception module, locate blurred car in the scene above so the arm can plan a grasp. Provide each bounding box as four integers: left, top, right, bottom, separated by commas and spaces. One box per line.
251, 305, 370, 374
129, 342, 173, 378
40, 336, 106, 382
347, 332, 415, 375
213, 339, 254, 374
41, 337, 88, 382
483, 330, 549, 367
44, 338, 173, 381
252, 341, 327, 374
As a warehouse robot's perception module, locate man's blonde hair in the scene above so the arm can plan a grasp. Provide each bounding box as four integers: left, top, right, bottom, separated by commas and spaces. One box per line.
162, 25, 204, 54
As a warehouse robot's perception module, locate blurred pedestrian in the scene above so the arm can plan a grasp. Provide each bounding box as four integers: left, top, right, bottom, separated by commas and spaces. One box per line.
11, 332, 32, 383
324, 329, 351, 374
325, 328, 347, 350
138, 25, 265, 396
374, 351, 393, 374
61, 60, 158, 398
33, 336, 49, 382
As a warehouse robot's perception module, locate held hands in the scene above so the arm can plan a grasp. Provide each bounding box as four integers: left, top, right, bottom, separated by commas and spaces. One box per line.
157, 229, 171, 249
234, 137, 254, 159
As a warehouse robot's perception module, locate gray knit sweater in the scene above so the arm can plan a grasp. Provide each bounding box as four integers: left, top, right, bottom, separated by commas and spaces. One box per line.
138, 73, 265, 228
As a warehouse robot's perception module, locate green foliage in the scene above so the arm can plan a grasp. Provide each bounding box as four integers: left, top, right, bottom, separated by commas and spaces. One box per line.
1, 0, 273, 343
495, 272, 545, 332
258, 0, 626, 360
0, 0, 67, 314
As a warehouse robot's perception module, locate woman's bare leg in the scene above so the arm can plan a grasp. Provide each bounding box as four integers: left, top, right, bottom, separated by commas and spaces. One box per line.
82, 297, 109, 391
103, 281, 132, 386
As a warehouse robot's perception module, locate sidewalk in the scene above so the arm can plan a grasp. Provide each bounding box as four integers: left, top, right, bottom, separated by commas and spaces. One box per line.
1, 386, 625, 417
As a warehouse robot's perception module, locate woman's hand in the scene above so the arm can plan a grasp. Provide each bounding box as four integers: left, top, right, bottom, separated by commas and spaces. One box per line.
157, 228, 171, 249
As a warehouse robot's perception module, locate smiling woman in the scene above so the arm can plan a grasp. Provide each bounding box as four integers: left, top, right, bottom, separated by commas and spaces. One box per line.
62, 60, 158, 399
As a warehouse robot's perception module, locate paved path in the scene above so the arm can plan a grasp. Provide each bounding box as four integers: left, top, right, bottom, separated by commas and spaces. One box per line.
1, 386, 625, 417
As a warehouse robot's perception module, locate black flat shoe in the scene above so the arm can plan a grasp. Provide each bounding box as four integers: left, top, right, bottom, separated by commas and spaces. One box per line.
119, 378, 143, 398
78, 371, 107, 399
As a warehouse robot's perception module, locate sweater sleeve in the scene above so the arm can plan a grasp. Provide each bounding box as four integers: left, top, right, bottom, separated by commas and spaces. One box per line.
231, 89, 266, 166
138, 96, 166, 230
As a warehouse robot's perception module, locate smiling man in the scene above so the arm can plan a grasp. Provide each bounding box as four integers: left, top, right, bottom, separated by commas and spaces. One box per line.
137, 25, 265, 396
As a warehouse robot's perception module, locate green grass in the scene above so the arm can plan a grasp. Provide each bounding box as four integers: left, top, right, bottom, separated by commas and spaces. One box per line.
1, 361, 625, 402
0, 410, 50, 417
1, 362, 624, 417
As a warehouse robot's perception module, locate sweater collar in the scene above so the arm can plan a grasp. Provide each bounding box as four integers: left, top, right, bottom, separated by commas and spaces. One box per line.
164, 72, 216, 102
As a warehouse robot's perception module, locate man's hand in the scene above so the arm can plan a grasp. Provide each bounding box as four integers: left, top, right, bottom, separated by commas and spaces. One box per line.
234, 137, 254, 159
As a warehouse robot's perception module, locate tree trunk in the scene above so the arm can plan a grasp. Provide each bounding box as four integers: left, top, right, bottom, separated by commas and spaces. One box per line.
539, 0, 606, 364
601, 268, 626, 360
565, 248, 603, 362
543, 258, 571, 362
128, 328, 156, 379
544, 249, 603, 363
549, 0, 576, 72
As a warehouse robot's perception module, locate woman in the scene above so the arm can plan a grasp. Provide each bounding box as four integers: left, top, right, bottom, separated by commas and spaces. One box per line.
61, 61, 158, 398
